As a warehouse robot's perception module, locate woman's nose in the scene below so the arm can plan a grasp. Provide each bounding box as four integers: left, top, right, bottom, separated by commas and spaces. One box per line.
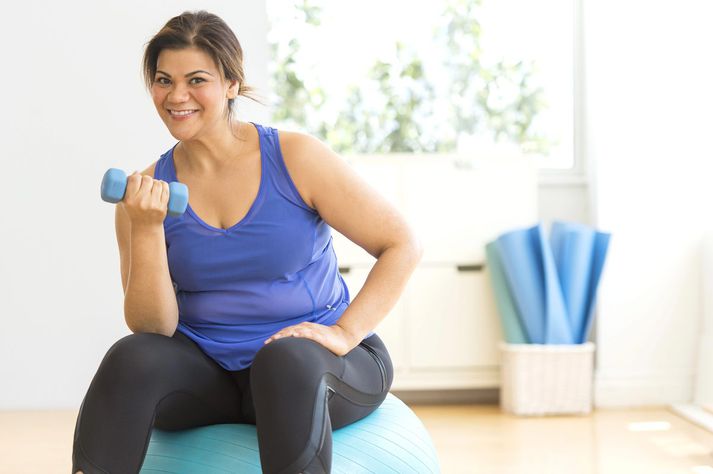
168, 84, 190, 102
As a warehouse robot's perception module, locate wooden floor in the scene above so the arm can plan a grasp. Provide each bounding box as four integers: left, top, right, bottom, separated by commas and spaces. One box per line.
1, 403, 712, 473
410, 404, 713, 474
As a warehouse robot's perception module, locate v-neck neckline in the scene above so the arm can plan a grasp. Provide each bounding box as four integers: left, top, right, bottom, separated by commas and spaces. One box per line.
168, 121, 265, 233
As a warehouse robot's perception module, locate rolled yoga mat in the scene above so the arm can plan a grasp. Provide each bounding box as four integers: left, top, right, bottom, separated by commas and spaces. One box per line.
485, 241, 529, 343
495, 223, 573, 344
549, 221, 611, 343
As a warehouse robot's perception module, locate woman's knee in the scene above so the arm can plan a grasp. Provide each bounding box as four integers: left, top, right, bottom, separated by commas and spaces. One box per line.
96, 332, 178, 385
252, 337, 331, 385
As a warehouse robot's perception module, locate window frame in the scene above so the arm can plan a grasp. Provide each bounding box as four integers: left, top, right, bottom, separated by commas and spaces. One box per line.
538, 0, 586, 186
265, 0, 586, 184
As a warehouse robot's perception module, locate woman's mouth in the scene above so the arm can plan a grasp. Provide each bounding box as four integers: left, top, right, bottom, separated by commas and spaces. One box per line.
168, 109, 198, 120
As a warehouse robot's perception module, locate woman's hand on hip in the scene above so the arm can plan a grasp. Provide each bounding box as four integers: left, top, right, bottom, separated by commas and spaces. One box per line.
264, 322, 355, 357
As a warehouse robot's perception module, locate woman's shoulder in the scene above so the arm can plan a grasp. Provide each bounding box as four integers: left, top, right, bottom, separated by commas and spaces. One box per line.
272, 128, 326, 212
274, 128, 325, 158
144, 144, 177, 179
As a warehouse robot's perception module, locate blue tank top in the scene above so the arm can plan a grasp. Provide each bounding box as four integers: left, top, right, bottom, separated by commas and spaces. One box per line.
153, 122, 372, 371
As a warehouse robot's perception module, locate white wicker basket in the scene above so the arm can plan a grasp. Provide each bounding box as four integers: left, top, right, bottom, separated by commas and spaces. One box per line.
499, 342, 595, 416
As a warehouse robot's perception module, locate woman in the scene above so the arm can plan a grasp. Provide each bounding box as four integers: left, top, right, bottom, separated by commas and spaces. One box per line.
72, 10, 422, 474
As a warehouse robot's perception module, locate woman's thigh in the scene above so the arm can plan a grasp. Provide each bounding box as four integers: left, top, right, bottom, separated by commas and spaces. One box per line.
329, 332, 394, 428
74, 330, 246, 473
246, 332, 394, 472
249, 331, 393, 427
150, 330, 246, 429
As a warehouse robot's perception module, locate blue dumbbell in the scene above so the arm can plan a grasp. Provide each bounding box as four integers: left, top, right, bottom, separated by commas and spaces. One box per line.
100, 168, 189, 217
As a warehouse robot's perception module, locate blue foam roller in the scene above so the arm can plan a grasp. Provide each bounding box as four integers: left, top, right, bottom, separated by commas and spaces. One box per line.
100, 168, 189, 217
140, 392, 441, 473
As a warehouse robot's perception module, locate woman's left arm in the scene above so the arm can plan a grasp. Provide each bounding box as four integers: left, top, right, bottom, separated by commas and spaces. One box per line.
263, 132, 424, 356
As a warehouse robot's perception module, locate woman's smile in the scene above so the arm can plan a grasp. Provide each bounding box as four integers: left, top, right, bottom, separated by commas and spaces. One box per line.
167, 108, 199, 120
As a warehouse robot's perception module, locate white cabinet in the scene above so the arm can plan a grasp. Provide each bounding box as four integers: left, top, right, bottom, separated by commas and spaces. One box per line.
333, 154, 537, 390
407, 266, 500, 370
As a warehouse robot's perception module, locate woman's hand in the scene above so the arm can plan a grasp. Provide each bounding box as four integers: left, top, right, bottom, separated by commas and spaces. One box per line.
264, 322, 355, 357
119, 171, 170, 229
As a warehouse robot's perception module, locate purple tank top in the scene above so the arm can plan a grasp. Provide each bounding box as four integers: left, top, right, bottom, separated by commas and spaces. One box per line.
153, 122, 371, 370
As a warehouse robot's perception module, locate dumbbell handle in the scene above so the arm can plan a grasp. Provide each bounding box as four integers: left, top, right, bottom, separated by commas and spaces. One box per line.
100, 168, 189, 217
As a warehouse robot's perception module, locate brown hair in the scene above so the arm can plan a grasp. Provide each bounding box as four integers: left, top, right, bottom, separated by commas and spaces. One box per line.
142, 10, 263, 125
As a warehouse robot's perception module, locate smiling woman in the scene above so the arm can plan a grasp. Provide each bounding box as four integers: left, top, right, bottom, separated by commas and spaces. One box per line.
150, 48, 237, 140
72, 8, 424, 474
141, 14, 261, 129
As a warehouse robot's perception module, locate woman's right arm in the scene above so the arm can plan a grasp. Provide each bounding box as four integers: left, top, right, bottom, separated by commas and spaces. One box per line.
115, 165, 178, 336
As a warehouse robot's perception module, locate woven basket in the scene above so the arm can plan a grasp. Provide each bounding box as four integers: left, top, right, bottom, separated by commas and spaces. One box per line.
499, 342, 595, 416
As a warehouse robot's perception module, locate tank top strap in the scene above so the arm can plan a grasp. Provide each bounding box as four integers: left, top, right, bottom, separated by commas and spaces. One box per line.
251, 122, 317, 214
153, 145, 177, 181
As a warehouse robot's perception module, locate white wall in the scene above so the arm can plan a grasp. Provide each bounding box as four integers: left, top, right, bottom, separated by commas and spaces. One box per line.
538, 183, 590, 229
585, 0, 713, 406
697, 234, 713, 405
0, 0, 268, 410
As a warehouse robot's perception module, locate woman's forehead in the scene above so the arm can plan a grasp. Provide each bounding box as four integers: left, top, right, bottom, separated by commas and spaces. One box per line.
156, 47, 218, 74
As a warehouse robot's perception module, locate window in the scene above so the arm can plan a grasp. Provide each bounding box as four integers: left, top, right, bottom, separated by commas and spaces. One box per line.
267, 0, 576, 170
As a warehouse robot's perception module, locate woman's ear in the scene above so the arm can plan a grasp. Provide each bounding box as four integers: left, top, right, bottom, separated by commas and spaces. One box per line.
228, 80, 240, 99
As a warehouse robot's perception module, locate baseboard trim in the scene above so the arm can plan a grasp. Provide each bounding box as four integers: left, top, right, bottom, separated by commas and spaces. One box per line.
594, 369, 695, 407
671, 403, 713, 434
391, 369, 696, 407
391, 388, 499, 405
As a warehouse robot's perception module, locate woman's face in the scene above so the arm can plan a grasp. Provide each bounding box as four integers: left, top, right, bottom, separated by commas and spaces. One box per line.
151, 47, 237, 141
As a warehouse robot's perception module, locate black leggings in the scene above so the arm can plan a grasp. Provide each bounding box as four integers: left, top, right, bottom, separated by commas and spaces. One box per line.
71, 329, 394, 474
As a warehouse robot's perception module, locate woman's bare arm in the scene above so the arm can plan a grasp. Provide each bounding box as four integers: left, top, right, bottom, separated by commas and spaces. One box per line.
115, 163, 178, 336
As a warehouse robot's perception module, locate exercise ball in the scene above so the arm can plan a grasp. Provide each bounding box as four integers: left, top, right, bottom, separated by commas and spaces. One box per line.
140, 392, 440, 473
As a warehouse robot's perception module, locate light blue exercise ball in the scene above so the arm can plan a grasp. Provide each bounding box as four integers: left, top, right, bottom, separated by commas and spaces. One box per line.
140, 392, 441, 473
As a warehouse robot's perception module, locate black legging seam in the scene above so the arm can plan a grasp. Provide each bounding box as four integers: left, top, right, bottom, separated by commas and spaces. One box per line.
76, 435, 110, 474
75, 398, 111, 474
325, 373, 386, 407
294, 375, 333, 474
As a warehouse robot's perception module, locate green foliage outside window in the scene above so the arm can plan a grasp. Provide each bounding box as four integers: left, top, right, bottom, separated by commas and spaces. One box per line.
268, 0, 554, 155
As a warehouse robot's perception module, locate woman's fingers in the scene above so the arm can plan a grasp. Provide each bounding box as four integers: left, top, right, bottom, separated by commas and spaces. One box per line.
265, 323, 313, 344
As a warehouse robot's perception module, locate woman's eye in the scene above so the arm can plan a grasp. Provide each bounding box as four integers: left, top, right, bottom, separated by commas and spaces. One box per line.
154, 77, 204, 85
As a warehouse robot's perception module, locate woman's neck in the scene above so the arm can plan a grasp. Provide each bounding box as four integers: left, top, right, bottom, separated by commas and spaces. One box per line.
177, 120, 249, 174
